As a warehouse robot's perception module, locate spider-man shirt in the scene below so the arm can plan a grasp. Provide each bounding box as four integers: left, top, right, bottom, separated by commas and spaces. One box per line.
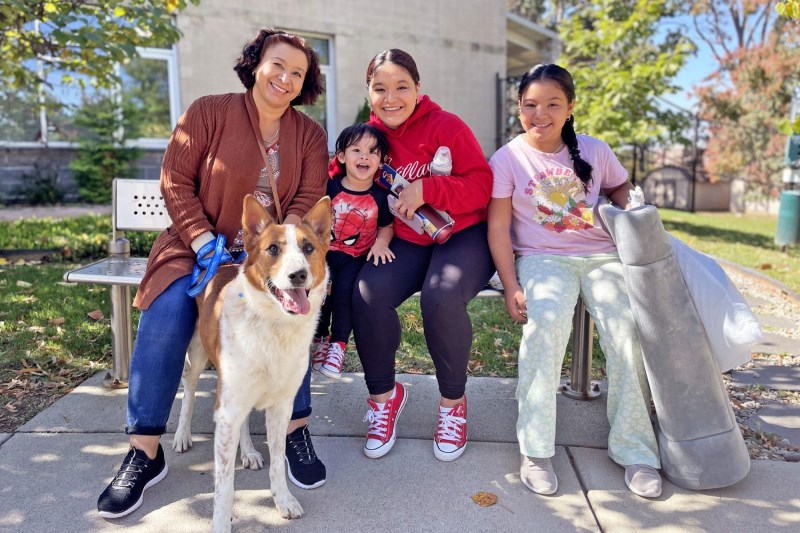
328, 176, 393, 258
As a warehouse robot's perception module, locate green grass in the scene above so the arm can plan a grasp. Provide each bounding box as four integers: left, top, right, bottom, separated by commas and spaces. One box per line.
0, 264, 120, 431
0, 208, 796, 431
659, 209, 800, 293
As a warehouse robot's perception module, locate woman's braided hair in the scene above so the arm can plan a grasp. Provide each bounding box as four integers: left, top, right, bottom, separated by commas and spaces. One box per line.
518, 64, 593, 191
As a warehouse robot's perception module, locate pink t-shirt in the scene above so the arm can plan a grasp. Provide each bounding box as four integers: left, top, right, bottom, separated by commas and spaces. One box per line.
490, 134, 627, 256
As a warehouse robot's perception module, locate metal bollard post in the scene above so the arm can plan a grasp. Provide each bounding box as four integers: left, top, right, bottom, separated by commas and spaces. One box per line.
561, 298, 601, 401
104, 237, 132, 389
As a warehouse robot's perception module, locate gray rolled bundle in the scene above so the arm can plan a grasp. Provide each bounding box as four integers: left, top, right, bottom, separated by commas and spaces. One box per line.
598, 203, 750, 490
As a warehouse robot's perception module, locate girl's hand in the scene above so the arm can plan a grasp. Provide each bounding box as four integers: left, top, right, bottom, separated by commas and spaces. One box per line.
504, 284, 527, 322
367, 242, 396, 265
395, 180, 425, 219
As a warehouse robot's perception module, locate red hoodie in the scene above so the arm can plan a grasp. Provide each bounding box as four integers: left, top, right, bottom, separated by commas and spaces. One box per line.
366, 95, 493, 246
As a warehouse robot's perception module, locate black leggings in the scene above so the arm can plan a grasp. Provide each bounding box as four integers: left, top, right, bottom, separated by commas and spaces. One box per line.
352, 222, 495, 399
316, 250, 366, 344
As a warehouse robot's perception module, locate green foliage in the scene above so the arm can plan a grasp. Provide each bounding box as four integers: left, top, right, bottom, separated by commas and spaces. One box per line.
777, 0, 800, 19
690, 1, 800, 190
508, 0, 550, 23
507, 0, 582, 27
0, 214, 158, 261
0, 89, 40, 141
121, 56, 172, 138
68, 97, 142, 204
782, 116, 800, 136
13, 162, 65, 205
353, 99, 371, 124
0, 1, 200, 92
559, 0, 693, 148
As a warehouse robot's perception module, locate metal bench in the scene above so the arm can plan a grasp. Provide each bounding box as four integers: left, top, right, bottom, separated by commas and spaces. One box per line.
473, 289, 600, 401
63, 178, 171, 388
62, 178, 600, 400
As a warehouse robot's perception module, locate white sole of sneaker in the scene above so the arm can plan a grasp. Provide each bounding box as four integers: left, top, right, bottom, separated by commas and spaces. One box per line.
318, 366, 342, 380
433, 441, 466, 462
284, 456, 326, 490
363, 386, 408, 459
97, 464, 169, 519
624, 469, 662, 499
520, 472, 557, 495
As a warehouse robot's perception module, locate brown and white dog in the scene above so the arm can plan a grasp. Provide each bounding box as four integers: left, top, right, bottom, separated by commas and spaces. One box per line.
172, 195, 330, 532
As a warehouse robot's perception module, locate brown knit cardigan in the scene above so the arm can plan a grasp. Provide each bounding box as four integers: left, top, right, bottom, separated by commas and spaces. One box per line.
133, 90, 329, 310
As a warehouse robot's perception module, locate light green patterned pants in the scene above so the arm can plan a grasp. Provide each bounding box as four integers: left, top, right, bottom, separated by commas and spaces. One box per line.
515, 252, 660, 468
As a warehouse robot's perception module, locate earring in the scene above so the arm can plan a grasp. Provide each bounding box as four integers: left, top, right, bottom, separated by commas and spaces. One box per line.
416, 95, 421, 104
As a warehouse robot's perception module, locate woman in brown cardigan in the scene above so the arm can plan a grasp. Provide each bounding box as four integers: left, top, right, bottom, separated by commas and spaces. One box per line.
98, 29, 329, 519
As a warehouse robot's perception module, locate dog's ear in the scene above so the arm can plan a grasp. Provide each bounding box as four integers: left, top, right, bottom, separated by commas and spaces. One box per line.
242, 194, 274, 237
302, 196, 331, 243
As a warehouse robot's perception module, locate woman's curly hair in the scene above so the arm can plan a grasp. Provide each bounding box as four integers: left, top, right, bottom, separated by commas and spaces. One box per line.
233, 28, 325, 106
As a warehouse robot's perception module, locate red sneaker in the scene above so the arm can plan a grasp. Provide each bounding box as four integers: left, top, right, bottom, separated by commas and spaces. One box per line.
433, 397, 467, 461
311, 336, 329, 371
319, 341, 345, 380
363, 382, 408, 459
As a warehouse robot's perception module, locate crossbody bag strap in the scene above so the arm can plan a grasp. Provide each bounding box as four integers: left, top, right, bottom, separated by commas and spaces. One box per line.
248, 110, 284, 223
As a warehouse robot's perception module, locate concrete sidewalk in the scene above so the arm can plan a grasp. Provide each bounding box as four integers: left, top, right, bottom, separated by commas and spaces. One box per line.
2, 371, 799, 532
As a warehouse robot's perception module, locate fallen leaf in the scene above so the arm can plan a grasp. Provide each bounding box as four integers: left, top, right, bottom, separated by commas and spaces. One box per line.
4, 402, 17, 413
758, 263, 772, 270
468, 360, 484, 373
27, 326, 46, 333
16, 280, 33, 288
49, 317, 65, 325
0, 257, 7, 265
471, 491, 498, 507
57, 282, 76, 287
14, 259, 26, 266
87, 310, 104, 321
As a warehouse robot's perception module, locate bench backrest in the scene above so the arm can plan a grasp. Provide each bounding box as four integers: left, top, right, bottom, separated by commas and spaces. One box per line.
113, 178, 172, 239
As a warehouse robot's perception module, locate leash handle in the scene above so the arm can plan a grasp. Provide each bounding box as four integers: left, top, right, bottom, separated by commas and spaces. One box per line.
186, 235, 246, 297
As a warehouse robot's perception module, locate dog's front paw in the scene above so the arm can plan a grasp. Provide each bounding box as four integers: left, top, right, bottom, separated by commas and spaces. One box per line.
173, 432, 193, 453
274, 493, 303, 520
240, 450, 264, 470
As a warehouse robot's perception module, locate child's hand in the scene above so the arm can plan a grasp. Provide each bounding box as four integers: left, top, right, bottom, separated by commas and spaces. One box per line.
504, 283, 527, 322
367, 243, 395, 265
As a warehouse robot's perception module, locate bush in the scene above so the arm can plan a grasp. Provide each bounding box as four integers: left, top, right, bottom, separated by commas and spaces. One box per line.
69, 97, 142, 204
13, 162, 65, 205
0, 214, 158, 262
354, 98, 371, 124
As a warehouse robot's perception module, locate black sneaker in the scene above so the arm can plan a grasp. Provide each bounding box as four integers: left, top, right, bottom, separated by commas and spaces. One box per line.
285, 425, 326, 489
97, 444, 168, 518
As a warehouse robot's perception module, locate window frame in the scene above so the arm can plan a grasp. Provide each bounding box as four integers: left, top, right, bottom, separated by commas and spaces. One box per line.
291, 30, 336, 153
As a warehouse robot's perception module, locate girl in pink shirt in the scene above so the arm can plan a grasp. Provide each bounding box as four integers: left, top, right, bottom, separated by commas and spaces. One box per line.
488, 64, 662, 499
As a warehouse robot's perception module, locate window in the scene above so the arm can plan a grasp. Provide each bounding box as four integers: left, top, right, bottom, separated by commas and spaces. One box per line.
119, 47, 181, 147
0, 46, 179, 147
295, 33, 336, 153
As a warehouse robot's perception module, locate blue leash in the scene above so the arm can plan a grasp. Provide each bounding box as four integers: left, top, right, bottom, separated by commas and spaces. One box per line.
186, 235, 246, 297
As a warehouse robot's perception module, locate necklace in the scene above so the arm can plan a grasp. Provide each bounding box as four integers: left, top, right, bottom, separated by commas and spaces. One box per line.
527, 140, 565, 155
263, 126, 280, 145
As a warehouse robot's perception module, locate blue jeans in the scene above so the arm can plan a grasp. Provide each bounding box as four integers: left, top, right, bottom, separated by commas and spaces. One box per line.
126, 274, 312, 435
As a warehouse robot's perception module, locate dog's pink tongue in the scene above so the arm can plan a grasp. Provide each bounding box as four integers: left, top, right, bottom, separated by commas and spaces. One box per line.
281, 288, 310, 315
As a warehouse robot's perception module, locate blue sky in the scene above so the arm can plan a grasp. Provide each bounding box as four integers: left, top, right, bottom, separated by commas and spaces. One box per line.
662, 46, 718, 113
656, 14, 719, 114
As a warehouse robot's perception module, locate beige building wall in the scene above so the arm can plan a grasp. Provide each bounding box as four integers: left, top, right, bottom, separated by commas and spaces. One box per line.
175, 0, 507, 156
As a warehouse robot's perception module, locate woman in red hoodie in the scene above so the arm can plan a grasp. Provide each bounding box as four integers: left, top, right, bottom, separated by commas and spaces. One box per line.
352, 49, 495, 462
